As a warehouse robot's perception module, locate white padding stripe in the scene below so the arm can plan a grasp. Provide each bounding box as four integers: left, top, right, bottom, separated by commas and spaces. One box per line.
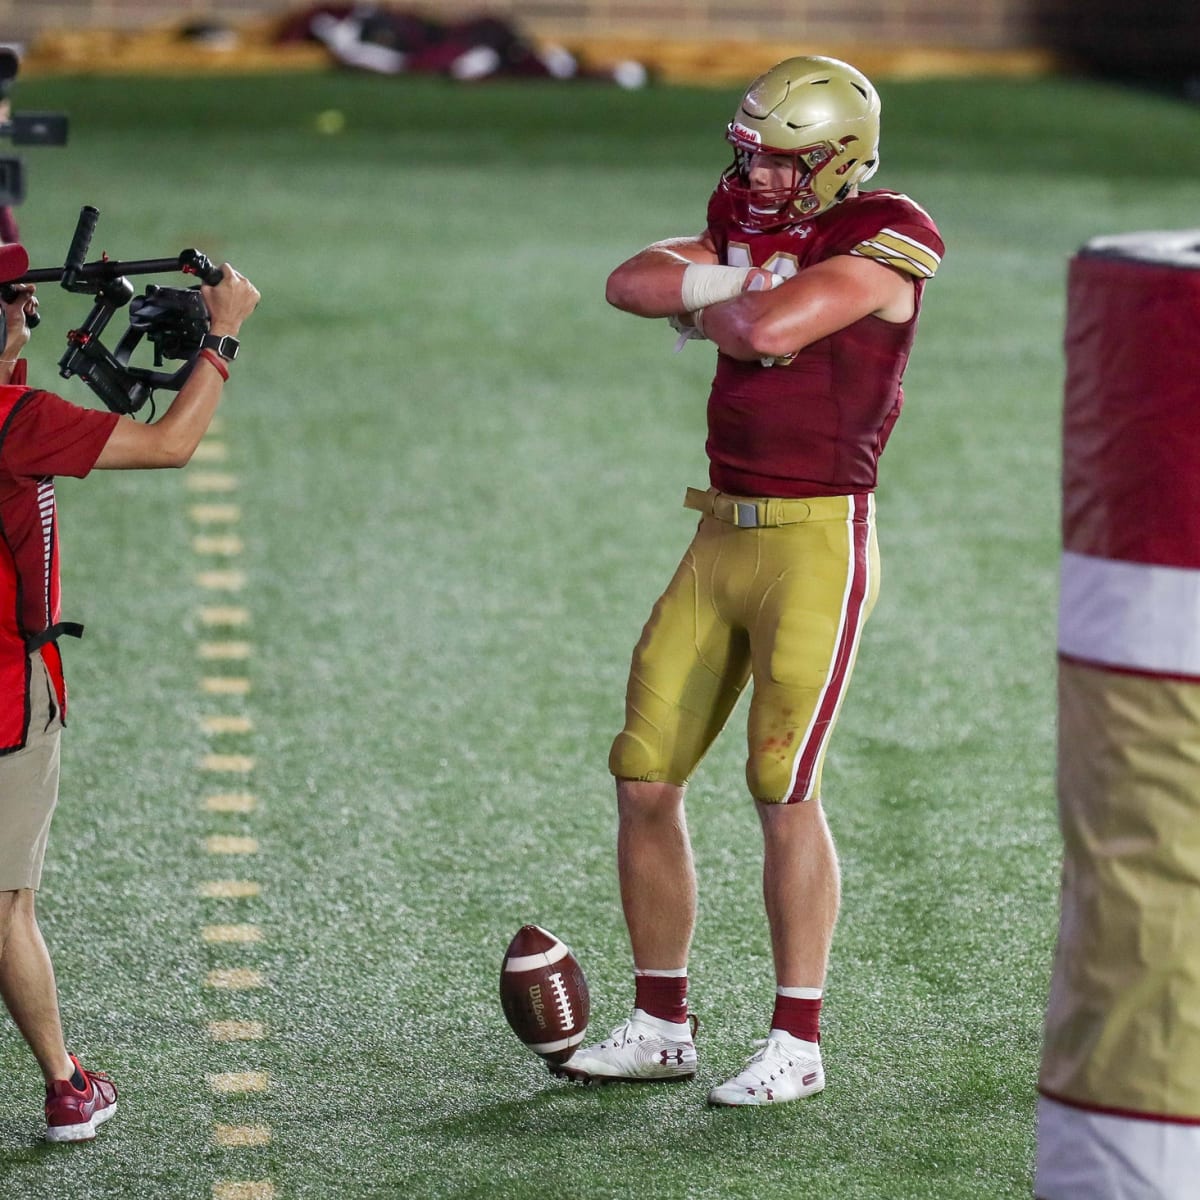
1035, 1095, 1200, 1199
503, 941, 568, 972
1059, 550, 1200, 677
530, 1029, 587, 1054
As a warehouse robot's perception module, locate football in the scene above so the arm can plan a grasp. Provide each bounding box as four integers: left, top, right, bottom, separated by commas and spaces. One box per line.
500, 925, 590, 1065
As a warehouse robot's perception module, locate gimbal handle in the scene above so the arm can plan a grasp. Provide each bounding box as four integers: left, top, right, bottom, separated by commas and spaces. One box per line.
14, 250, 225, 288
8, 205, 226, 291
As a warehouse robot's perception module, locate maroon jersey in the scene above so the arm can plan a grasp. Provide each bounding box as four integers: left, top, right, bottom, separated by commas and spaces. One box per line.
704, 187, 944, 498
0, 382, 118, 751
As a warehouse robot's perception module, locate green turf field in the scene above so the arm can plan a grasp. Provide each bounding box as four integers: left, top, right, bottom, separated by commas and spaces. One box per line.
0, 66, 1198, 1199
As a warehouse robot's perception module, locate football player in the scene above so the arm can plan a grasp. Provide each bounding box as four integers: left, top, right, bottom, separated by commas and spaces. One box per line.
555, 56, 944, 1105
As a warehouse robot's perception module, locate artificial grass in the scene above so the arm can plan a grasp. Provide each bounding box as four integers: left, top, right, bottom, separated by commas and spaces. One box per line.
0, 68, 1196, 1199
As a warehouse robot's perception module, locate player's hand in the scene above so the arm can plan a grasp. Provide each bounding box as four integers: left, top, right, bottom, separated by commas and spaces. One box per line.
202, 264, 261, 337
743, 267, 785, 293
668, 310, 706, 352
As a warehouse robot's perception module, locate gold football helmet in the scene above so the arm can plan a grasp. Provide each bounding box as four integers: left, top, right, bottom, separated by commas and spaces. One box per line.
720, 56, 881, 228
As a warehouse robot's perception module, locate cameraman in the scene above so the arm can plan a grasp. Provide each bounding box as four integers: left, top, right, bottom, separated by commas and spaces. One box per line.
0, 245, 259, 1142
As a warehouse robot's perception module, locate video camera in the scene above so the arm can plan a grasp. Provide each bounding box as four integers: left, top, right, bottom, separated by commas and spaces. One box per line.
0, 46, 69, 207
1, 205, 225, 415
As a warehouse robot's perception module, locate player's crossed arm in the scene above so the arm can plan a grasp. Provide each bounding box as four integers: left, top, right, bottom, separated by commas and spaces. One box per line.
698, 253, 915, 362
605, 232, 780, 319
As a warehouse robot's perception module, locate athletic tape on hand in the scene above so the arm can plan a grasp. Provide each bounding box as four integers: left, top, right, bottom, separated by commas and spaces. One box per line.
680, 264, 754, 312
680, 263, 786, 311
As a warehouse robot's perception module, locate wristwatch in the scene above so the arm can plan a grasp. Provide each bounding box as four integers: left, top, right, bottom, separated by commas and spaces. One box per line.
201, 333, 240, 362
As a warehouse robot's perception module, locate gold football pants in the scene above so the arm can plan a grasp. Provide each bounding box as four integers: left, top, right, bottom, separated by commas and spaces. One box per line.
610, 489, 879, 803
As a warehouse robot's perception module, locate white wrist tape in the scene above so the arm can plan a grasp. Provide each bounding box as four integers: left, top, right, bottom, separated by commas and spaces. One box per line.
680, 263, 754, 312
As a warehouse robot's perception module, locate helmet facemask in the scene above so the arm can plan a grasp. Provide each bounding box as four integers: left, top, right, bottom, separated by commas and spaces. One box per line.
722, 134, 845, 231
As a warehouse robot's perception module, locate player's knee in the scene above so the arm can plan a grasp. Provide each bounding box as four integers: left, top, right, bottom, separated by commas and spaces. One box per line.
748, 777, 790, 805
746, 755, 818, 804
615, 777, 686, 826
609, 731, 667, 783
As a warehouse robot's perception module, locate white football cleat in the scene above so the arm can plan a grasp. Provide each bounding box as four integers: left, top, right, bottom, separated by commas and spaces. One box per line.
551, 1008, 697, 1084
707, 1030, 825, 1106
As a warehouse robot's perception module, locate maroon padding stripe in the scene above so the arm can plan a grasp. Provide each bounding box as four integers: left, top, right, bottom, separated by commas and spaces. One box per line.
788, 494, 871, 802
1061, 253, 1200, 569
1057, 651, 1200, 686
1040, 1087, 1200, 1127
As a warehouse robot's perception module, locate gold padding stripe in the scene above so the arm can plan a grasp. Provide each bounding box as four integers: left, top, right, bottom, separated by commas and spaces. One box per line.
852, 229, 941, 278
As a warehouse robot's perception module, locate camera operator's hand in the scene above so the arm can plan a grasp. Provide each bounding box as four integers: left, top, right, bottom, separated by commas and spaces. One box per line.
95, 263, 259, 471
201, 263, 260, 337
0, 282, 37, 364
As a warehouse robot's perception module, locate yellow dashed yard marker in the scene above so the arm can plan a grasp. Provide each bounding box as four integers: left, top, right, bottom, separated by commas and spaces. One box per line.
205, 968, 266, 991
212, 1182, 276, 1200
201, 677, 252, 696
202, 754, 256, 774
200, 715, 255, 735
199, 642, 253, 661
188, 443, 272, 1199
199, 881, 262, 899
196, 570, 247, 590
202, 925, 263, 944
200, 606, 250, 626
205, 793, 257, 814
213, 1124, 272, 1147
193, 533, 244, 556
192, 441, 230, 463
208, 1072, 269, 1095
187, 471, 239, 493
208, 1021, 267, 1043
190, 503, 241, 523
205, 835, 259, 855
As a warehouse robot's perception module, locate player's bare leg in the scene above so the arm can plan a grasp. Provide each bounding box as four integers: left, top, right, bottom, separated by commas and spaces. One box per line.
554, 779, 698, 1083
758, 797, 840, 987
616, 778, 696, 970
0, 889, 73, 1083
708, 798, 836, 1106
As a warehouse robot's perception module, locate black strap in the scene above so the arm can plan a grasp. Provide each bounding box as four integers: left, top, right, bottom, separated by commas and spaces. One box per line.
24, 622, 85, 653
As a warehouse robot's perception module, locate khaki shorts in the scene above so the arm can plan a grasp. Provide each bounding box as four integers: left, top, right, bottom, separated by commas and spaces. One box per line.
0, 653, 64, 891
610, 489, 880, 803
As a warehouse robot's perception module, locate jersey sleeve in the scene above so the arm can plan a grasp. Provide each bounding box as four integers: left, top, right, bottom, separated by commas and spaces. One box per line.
846, 195, 944, 281
0, 390, 120, 479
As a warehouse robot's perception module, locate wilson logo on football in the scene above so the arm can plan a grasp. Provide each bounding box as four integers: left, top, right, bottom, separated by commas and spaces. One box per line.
527, 983, 548, 1029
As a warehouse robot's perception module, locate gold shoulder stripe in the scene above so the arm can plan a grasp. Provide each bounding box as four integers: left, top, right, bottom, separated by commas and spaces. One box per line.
851, 228, 941, 279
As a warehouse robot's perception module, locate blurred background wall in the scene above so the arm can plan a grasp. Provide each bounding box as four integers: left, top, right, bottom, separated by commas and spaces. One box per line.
0, 1, 1038, 48
2, 0, 1198, 87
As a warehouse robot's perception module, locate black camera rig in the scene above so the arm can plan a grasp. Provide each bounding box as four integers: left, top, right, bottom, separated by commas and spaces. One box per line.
0, 46, 69, 208
2, 205, 224, 415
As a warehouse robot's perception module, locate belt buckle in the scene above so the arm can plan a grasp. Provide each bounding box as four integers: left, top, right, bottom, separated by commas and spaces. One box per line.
734, 501, 759, 528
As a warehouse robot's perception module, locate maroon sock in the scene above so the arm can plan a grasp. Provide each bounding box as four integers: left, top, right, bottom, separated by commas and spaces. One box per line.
771, 993, 821, 1043
634, 972, 688, 1023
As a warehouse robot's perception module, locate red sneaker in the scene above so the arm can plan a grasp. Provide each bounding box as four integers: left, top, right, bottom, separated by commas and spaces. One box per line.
44, 1056, 118, 1142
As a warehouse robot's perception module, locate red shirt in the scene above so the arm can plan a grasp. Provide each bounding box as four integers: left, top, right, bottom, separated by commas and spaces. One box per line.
704, 187, 944, 498
0, 380, 119, 750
